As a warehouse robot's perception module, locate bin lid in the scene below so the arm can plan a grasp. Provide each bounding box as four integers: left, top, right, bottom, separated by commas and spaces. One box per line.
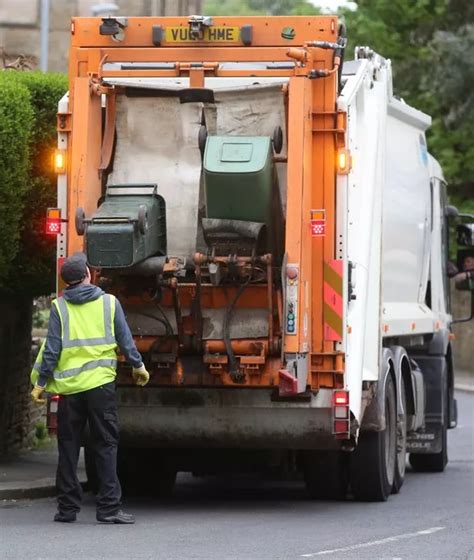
204, 136, 271, 174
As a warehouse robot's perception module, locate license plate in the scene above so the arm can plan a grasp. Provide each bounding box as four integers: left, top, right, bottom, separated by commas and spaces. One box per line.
165, 26, 240, 43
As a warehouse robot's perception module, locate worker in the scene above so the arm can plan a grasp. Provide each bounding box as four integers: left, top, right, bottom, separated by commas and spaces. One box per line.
30, 252, 150, 524
449, 253, 474, 290
455, 254, 474, 289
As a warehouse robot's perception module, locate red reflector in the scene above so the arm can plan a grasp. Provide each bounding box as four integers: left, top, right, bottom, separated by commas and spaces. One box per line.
334, 420, 349, 433
50, 395, 60, 401
279, 369, 298, 397
46, 219, 61, 235
333, 390, 349, 406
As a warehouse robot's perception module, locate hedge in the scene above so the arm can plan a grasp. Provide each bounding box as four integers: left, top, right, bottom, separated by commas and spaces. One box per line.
0, 76, 33, 287
0, 72, 68, 297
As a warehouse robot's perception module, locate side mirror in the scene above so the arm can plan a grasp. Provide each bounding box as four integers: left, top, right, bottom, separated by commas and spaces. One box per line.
446, 204, 459, 218
456, 223, 474, 247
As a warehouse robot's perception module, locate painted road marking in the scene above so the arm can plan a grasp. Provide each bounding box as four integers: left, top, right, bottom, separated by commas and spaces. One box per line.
300, 526, 445, 557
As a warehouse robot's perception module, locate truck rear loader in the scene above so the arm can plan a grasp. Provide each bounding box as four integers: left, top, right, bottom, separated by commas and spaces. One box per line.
46, 15, 474, 501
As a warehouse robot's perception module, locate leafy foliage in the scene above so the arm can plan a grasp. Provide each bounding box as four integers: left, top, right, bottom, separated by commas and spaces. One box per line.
0, 72, 68, 297
0, 76, 33, 286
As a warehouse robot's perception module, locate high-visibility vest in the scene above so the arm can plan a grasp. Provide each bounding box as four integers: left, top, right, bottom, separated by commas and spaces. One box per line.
31, 294, 117, 395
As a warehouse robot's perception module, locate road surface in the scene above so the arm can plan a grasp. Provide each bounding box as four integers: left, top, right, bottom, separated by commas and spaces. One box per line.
1, 391, 473, 560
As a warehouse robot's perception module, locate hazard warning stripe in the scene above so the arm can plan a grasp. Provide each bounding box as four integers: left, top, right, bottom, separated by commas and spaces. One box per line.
323, 260, 343, 341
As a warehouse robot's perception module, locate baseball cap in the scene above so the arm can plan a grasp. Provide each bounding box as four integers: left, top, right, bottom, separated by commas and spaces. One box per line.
60, 252, 88, 285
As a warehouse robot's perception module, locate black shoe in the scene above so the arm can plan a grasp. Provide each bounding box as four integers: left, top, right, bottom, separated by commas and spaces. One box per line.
96, 510, 135, 524
54, 511, 77, 523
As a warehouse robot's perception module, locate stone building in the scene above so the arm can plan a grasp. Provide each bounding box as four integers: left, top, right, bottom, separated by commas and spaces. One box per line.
0, 0, 204, 72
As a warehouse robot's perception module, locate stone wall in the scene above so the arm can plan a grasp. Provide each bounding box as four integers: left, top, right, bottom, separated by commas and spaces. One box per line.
0, 0, 204, 72
0, 298, 43, 454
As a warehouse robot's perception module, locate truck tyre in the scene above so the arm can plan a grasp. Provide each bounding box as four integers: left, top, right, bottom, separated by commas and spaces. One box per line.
84, 445, 99, 495
350, 374, 397, 501
302, 450, 348, 500
409, 377, 448, 473
392, 375, 407, 494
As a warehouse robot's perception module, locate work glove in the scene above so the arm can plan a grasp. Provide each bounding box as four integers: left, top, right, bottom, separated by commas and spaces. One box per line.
31, 384, 46, 405
132, 364, 150, 387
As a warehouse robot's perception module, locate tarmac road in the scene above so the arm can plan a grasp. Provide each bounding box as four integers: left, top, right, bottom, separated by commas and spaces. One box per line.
1, 390, 473, 560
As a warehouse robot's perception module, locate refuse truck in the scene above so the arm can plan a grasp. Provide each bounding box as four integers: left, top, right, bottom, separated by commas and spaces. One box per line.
45, 15, 474, 501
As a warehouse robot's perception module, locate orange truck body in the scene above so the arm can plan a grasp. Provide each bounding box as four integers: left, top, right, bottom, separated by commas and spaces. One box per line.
62, 16, 344, 393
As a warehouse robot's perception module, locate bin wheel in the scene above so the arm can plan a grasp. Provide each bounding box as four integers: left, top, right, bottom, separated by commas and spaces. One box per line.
273, 126, 283, 154
75, 207, 85, 236
198, 125, 208, 157
138, 205, 148, 235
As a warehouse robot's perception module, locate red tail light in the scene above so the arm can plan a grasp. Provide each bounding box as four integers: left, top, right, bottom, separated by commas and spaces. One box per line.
333, 390, 349, 406
334, 420, 350, 434
333, 390, 350, 438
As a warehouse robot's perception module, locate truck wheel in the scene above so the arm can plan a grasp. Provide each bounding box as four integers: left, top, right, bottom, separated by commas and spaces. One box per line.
302, 450, 348, 500
392, 375, 407, 494
84, 445, 99, 495
350, 374, 397, 501
75, 207, 85, 236
409, 380, 448, 473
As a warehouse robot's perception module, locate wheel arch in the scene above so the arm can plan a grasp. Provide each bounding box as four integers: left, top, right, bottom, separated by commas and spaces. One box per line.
360, 347, 395, 432
390, 345, 416, 417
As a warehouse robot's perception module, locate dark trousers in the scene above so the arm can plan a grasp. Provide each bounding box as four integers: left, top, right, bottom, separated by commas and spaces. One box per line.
56, 381, 122, 517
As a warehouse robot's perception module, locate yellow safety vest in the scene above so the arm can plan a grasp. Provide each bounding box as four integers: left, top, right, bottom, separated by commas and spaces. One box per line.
31, 294, 117, 395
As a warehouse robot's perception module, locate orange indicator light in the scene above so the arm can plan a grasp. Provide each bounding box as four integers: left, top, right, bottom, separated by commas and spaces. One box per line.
54, 150, 66, 174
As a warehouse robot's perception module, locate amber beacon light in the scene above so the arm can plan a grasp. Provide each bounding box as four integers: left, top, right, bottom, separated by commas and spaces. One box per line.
337, 148, 352, 174
53, 149, 66, 174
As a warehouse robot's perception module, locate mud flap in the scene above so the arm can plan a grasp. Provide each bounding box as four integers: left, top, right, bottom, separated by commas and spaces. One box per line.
407, 356, 447, 455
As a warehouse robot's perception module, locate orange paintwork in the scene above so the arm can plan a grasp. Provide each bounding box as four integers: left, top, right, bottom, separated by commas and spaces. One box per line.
62, 16, 344, 390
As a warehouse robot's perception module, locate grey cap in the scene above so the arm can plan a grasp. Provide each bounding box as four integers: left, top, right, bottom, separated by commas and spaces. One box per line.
60, 252, 88, 285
